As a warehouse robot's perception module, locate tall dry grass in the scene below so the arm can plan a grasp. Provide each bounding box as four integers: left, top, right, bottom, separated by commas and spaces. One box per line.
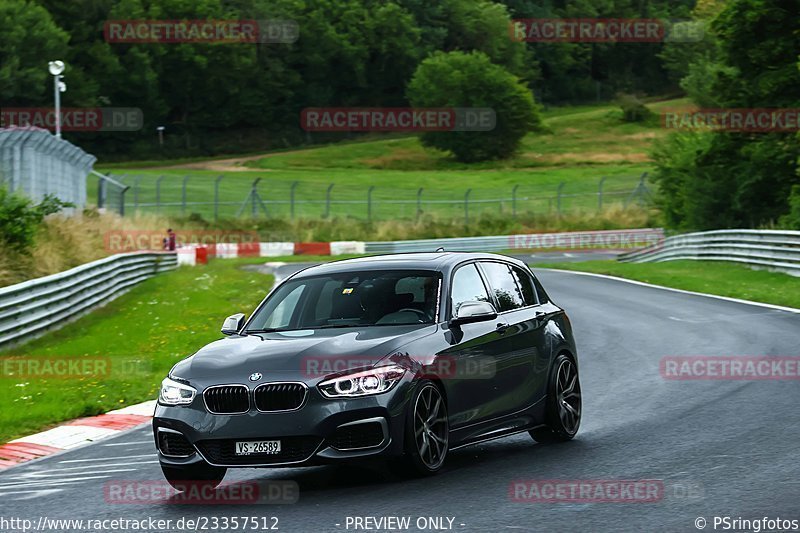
0, 203, 658, 287
0, 210, 172, 287
209, 203, 658, 242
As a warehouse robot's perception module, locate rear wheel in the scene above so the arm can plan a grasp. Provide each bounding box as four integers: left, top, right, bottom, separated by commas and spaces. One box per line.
160, 462, 227, 490
395, 380, 449, 476
530, 354, 581, 443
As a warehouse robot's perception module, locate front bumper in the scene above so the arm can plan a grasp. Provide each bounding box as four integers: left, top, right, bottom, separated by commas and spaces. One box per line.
153, 379, 411, 468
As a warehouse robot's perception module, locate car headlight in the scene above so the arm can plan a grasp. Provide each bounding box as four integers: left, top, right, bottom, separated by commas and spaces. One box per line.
318, 364, 406, 398
159, 377, 196, 405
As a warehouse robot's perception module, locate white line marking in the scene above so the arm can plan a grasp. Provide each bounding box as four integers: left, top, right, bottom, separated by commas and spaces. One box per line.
0, 489, 63, 500
537, 268, 800, 315
102, 440, 153, 447
0, 475, 115, 489
14, 463, 155, 476
59, 453, 154, 463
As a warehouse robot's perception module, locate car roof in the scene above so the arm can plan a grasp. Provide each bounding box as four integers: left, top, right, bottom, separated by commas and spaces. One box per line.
290, 252, 528, 278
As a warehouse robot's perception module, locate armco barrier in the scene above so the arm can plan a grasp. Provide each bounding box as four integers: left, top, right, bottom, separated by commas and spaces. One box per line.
618, 229, 800, 276
0, 252, 177, 349
364, 228, 665, 254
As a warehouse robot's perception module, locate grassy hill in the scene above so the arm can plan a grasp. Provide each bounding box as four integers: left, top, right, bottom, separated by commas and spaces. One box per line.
94, 99, 679, 224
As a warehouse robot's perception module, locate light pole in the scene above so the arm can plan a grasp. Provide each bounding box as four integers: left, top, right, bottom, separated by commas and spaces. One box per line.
48, 60, 65, 138
157, 126, 165, 147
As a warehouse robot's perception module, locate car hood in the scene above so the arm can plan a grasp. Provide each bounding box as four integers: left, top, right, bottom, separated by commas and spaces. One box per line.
171, 325, 437, 384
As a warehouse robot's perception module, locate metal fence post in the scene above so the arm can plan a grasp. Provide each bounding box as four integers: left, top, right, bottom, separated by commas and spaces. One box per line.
252, 178, 261, 218
119, 186, 130, 216
97, 176, 106, 209
133, 175, 141, 211
556, 182, 565, 215
181, 175, 190, 216
512, 185, 519, 217
416, 188, 423, 222
464, 188, 472, 226
214, 175, 224, 221
290, 181, 299, 220
155, 175, 164, 213
367, 185, 375, 221
325, 183, 334, 218
598, 177, 606, 211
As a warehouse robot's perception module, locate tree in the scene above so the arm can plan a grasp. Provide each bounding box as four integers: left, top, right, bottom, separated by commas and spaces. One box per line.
652, 0, 800, 229
407, 51, 540, 162
0, 0, 69, 104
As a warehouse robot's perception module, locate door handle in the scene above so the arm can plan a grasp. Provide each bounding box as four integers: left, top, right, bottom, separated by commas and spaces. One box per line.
496, 322, 510, 333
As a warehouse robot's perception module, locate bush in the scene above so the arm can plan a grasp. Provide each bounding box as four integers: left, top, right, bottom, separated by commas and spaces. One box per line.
617, 94, 653, 123
651, 132, 800, 230
406, 51, 541, 162
779, 185, 800, 230
0, 188, 73, 252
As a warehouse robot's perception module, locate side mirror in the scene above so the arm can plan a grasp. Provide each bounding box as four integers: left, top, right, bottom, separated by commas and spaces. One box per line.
449, 301, 497, 327
221, 313, 246, 335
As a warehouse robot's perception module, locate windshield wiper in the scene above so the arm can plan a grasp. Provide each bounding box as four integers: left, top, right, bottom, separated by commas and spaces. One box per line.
246, 328, 298, 333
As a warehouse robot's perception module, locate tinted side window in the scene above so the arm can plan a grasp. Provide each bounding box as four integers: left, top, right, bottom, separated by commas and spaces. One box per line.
511, 266, 537, 306
480, 262, 524, 312
451, 264, 490, 315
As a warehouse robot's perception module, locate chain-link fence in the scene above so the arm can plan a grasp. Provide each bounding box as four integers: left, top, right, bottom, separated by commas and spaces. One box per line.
101, 172, 653, 222
93, 170, 129, 215
0, 126, 95, 208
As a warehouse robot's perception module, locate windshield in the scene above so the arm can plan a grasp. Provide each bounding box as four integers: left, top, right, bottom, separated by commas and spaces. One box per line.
246, 270, 441, 331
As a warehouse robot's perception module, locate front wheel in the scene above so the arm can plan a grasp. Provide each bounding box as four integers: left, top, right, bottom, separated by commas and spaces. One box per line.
530, 354, 582, 443
395, 380, 449, 476
161, 462, 227, 490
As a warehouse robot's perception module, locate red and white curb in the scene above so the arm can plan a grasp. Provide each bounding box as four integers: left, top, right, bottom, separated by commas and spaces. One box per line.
176, 240, 365, 266
0, 400, 155, 470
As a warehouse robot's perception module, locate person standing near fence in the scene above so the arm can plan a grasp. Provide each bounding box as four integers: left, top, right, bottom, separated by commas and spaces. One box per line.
163, 228, 176, 251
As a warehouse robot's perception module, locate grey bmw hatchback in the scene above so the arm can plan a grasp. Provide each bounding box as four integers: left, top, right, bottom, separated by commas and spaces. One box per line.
153, 252, 581, 487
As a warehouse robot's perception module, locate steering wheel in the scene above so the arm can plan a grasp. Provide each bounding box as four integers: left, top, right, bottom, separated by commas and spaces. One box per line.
395, 308, 428, 322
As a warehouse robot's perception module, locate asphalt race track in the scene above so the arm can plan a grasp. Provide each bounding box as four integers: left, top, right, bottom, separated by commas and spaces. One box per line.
1, 267, 798, 532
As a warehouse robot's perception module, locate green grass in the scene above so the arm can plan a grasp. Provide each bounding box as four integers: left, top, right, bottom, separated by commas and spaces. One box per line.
93, 99, 676, 222
91, 164, 651, 222
0, 257, 273, 443
532, 260, 800, 309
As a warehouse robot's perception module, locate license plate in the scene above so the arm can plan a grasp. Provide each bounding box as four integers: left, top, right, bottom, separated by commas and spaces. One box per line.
235, 440, 281, 455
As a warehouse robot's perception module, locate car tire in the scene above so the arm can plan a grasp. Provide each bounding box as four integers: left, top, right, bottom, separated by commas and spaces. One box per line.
530, 353, 582, 443
396, 380, 449, 476
160, 462, 227, 490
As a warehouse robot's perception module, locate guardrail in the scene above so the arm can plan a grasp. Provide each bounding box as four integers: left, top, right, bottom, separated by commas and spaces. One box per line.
0, 252, 177, 349
365, 228, 665, 254
618, 229, 800, 276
